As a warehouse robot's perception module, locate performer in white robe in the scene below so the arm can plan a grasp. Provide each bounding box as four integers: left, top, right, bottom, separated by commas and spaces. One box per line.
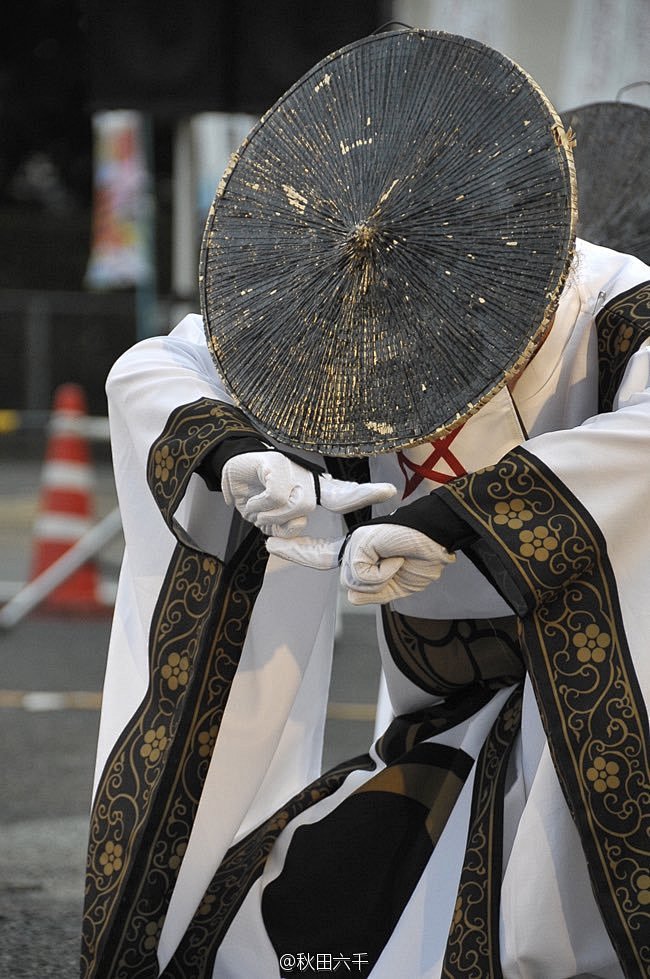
81, 236, 650, 979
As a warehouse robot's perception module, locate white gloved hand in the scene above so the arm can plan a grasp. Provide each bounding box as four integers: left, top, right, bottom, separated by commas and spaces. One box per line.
266, 534, 344, 568
341, 524, 455, 604
221, 452, 315, 537
221, 452, 397, 537
266, 523, 455, 605
318, 473, 396, 515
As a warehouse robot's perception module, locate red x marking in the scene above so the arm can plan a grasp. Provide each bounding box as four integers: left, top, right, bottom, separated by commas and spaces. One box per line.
397, 424, 467, 498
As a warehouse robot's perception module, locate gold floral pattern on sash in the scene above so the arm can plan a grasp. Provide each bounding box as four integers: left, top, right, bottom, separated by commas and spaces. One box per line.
597, 280, 650, 412
493, 497, 533, 528
98, 841, 123, 877
441, 447, 650, 977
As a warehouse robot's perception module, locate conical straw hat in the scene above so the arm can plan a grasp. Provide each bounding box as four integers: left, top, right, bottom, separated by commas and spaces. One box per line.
561, 100, 650, 263
201, 29, 577, 456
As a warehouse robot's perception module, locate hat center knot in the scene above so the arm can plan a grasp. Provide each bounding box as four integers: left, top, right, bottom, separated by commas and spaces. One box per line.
342, 222, 382, 295
347, 221, 378, 257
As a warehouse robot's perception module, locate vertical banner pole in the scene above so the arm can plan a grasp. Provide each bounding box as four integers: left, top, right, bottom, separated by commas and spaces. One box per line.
136, 112, 159, 340
171, 117, 198, 324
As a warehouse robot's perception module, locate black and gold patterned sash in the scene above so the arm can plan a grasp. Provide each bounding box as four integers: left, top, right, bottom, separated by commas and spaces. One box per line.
82, 401, 269, 979
81, 532, 267, 979
442, 685, 523, 978
440, 447, 650, 977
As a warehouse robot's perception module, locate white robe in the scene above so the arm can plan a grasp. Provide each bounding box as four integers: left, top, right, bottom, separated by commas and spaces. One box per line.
84, 239, 650, 979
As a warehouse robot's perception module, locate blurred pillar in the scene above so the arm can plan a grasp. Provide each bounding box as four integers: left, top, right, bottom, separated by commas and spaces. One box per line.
24, 295, 51, 410
136, 113, 159, 340
171, 118, 198, 324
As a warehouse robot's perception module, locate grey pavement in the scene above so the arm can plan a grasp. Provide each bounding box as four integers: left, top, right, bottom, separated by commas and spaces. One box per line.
0, 456, 381, 978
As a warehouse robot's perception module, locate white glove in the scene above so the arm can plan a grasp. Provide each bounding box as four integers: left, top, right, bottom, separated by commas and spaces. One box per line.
266, 523, 456, 605
221, 452, 397, 537
342, 524, 455, 604
318, 472, 397, 515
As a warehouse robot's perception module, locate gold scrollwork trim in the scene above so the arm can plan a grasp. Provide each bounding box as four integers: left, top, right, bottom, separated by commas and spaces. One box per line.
147, 398, 264, 526
596, 280, 650, 413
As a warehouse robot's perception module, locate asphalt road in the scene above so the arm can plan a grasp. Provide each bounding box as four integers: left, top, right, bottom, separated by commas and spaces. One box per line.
0, 460, 381, 979
0, 618, 110, 979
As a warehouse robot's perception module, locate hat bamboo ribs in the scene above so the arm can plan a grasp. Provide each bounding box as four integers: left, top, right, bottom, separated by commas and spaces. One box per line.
200, 29, 577, 456
561, 101, 649, 263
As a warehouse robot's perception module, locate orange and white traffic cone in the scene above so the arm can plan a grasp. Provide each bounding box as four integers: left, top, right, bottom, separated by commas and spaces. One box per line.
29, 383, 109, 615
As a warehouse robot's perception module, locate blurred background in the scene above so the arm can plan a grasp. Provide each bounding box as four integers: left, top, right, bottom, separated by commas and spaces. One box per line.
0, 1, 648, 975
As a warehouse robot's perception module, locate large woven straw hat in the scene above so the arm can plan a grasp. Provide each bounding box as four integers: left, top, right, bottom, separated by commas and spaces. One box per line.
561, 101, 649, 263
200, 29, 577, 456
